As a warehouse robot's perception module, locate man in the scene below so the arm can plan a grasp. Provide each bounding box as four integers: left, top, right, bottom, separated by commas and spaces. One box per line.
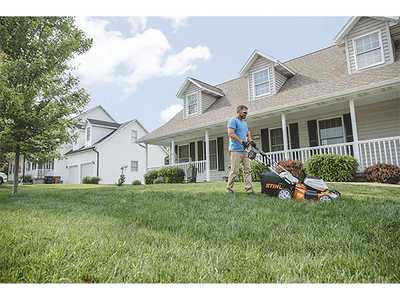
226, 104, 255, 193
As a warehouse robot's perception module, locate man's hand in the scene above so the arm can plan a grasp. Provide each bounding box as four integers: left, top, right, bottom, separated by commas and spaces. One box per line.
249, 141, 257, 148
241, 141, 249, 149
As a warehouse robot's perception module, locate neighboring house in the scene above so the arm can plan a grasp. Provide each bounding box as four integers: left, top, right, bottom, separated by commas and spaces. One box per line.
8, 106, 166, 184
139, 16, 400, 182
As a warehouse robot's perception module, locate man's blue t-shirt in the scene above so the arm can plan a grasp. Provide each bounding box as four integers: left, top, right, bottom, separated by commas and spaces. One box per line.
227, 117, 249, 152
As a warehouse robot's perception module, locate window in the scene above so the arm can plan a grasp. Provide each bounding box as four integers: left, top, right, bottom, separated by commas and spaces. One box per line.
353, 31, 384, 70
131, 130, 137, 143
86, 127, 91, 142
131, 160, 138, 172
318, 117, 344, 145
270, 128, 284, 152
253, 68, 270, 97
209, 140, 218, 170
178, 144, 190, 163
186, 92, 199, 116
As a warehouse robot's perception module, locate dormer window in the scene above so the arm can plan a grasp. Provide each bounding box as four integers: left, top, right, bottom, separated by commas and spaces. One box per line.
253, 68, 271, 97
186, 92, 200, 116
353, 31, 384, 70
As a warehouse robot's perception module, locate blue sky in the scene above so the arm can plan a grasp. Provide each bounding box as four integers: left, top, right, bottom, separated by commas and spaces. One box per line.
74, 17, 349, 131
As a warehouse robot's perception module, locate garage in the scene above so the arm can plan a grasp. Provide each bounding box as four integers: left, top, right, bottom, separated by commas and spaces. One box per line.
80, 162, 94, 182
67, 165, 79, 184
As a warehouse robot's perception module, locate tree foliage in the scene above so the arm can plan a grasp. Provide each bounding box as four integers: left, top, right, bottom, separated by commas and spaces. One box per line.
0, 17, 92, 193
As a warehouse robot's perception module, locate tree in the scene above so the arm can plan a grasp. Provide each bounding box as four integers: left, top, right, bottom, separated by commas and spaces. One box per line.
0, 17, 92, 194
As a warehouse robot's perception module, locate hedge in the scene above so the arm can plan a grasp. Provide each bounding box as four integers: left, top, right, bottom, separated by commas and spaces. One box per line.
144, 167, 185, 184
277, 160, 304, 179
82, 176, 101, 184
364, 164, 400, 184
132, 180, 142, 185
305, 154, 358, 182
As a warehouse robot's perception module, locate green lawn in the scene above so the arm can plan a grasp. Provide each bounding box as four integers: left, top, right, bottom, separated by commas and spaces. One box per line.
0, 182, 399, 283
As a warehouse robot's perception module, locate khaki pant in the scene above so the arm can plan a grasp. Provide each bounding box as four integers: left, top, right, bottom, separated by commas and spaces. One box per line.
226, 151, 253, 192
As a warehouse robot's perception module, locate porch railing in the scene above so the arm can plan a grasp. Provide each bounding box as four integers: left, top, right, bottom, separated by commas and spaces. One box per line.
258, 136, 400, 170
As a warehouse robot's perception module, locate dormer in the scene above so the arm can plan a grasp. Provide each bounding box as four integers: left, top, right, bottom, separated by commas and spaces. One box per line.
335, 17, 399, 74
239, 50, 296, 102
177, 77, 225, 119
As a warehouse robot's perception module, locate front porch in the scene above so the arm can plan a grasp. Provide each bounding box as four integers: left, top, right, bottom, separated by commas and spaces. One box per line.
145, 91, 400, 182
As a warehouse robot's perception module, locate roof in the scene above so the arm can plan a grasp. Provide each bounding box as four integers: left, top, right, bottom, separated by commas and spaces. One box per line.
87, 118, 121, 128
239, 49, 296, 77
140, 44, 400, 144
75, 105, 117, 123
176, 77, 225, 98
335, 16, 399, 43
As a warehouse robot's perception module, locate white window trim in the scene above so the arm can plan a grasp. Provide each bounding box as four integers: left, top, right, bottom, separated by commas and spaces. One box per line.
352, 29, 385, 71
268, 126, 291, 152
185, 91, 201, 117
86, 126, 92, 145
131, 160, 138, 172
252, 67, 271, 99
316, 115, 345, 146
130, 129, 138, 143
178, 143, 190, 163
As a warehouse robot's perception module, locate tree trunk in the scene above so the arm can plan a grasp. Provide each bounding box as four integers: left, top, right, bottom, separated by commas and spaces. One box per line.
12, 147, 20, 195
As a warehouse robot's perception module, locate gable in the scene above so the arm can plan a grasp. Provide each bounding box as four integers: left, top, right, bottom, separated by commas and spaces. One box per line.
85, 106, 116, 122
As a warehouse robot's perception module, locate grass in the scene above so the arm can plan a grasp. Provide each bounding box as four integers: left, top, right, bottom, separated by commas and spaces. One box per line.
0, 182, 399, 283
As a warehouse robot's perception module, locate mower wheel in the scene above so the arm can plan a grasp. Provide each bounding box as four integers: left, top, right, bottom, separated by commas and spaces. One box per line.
278, 188, 292, 200
319, 195, 332, 202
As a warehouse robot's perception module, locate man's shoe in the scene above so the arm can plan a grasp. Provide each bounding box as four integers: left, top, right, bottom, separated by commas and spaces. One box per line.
226, 188, 234, 193
245, 189, 255, 194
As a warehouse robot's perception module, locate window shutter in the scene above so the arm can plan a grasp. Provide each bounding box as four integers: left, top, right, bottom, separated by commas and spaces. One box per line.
197, 141, 204, 161
343, 113, 353, 142
217, 137, 225, 171
260, 128, 270, 152
289, 123, 300, 149
307, 120, 319, 147
190, 142, 196, 161
174, 145, 178, 163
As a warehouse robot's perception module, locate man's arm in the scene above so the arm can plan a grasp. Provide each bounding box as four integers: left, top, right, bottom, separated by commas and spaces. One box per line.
247, 130, 253, 142
228, 127, 243, 143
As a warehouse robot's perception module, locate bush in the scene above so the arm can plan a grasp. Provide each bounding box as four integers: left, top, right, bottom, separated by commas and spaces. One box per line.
157, 167, 185, 183
364, 164, 400, 184
305, 154, 358, 182
277, 160, 305, 179
237, 160, 269, 182
132, 179, 142, 185
153, 176, 165, 184
22, 175, 33, 184
144, 170, 159, 185
82, 176, 101, 184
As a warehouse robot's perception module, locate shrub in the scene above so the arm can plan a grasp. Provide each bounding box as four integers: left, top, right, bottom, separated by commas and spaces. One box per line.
305, 154, 358, 182
82, 176, 101, 184
132, 179, 142, 185
237, 160, 269, 182
157, 167, 185, 183
277, 160, 305, 179
144, 170, 159, 185
153, 176, 165, 184
22, 175, 33, 184
364, 164, 400, 184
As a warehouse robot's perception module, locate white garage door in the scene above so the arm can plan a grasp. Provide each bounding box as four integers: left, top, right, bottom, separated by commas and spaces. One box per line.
67, 165, 79, 184
80, 162, 94, 182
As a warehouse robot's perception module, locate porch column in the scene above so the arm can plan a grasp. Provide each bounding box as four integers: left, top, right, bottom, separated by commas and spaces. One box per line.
349, 99, 361, 162
145, 143, 148, 171
170, 140, 175, 165
205, 130, 210, 182
281, 113, 289, 159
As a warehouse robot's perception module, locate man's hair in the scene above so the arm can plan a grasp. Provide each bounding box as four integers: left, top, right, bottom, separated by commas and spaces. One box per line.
236, 105, 248, 113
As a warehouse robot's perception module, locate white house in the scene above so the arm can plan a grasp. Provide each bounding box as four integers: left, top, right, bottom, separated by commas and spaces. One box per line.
8, 106, 166, 184
139, 16, 400, 182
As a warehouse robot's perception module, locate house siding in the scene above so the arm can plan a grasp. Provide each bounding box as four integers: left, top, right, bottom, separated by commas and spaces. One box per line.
345, 17, 394, 73
247, 56, 275, 101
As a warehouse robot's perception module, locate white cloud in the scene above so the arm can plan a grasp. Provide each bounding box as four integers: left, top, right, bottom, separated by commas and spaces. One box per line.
160, 103, 183, 124
163, 17, 188, 31
73, 17, 210, 91
127, 17, 147, 34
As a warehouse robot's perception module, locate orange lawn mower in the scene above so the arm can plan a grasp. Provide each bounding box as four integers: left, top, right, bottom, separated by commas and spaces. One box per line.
246, 143, 341, 202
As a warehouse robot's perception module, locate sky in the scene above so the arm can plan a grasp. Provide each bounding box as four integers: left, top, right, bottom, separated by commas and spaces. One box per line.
73, 16, 349, 131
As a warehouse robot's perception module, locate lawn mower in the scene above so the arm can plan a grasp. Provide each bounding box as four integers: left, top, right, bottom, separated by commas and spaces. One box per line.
246, 144, 341, 202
